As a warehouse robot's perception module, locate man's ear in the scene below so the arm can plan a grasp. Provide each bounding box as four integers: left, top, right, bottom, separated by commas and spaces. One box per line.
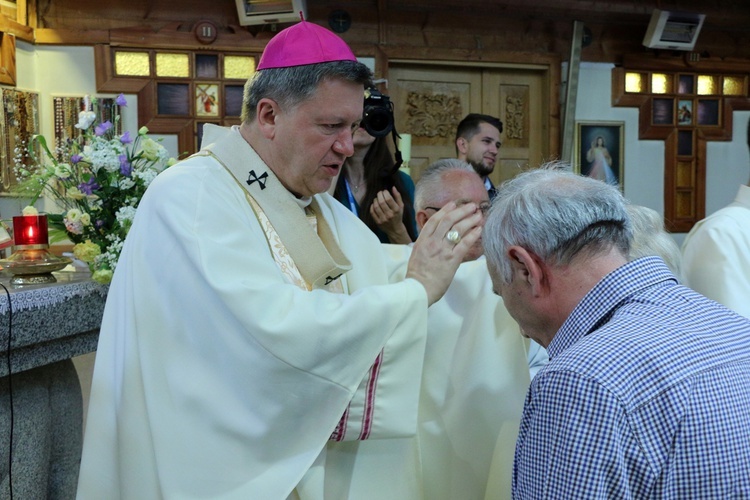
415, 210, 430, 231
256, 98, 280, 140
507, 245, 548, 297
456, 137, 468, 155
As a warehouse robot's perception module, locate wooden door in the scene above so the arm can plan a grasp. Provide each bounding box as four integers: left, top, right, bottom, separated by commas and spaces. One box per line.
388, 65, 483, 181
388, 63, 550, 185
483, 70, 549, 186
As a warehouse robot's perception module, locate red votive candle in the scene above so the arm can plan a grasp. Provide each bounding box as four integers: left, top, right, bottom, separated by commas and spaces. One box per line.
13, 215, 49, 247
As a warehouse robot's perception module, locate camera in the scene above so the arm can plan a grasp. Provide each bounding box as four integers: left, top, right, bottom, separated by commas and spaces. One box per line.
362, 87, 395, 138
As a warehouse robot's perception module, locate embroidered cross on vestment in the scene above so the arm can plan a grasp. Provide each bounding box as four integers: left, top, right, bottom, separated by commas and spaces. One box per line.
247, 170, 268, 189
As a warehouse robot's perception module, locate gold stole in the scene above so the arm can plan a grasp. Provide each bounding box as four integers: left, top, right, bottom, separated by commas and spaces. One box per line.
245, 193, 343, 293
198, 124, 351, 291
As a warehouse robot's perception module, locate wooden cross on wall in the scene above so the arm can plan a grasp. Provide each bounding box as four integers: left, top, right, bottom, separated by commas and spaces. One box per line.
612, 56, 750, 233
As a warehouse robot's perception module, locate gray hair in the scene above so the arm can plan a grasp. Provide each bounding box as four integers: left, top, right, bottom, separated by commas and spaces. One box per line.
414, 159, 477, 211
483, 164, 633, 284
626, 204, 682, 279
242, 61, 372, 122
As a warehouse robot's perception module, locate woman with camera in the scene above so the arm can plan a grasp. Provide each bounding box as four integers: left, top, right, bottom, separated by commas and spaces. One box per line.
331, 126, 418, 244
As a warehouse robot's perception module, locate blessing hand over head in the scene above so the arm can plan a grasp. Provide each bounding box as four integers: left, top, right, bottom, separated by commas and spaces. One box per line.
406, 201, 483, 306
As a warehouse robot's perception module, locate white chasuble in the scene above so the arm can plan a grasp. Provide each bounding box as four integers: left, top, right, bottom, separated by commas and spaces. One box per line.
77, 125, 428, 500
305, 247, 530, 500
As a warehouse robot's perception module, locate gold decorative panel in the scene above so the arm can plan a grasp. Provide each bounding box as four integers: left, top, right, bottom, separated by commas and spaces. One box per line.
723, 76, 745, 96
156, 53, 189, 78
697, 75, 718, 95
651, 74, 669, 94
405, 92, 462, 138
114, 51, 150, 76
224, 56, 256, 80
625, 72, 643, 93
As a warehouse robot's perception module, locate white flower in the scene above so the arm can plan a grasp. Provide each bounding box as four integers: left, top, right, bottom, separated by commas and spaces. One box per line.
116, 206, 137, 226
84, 139, 122, 173
80, 213, 91, 226
75, 111, 97, 130
134, 168, 158, 186
55, 164, 72, 179
66, 208, 82, 221
140, 138, 165, 162
22, 206, 39, 216
64, 218, 84, 235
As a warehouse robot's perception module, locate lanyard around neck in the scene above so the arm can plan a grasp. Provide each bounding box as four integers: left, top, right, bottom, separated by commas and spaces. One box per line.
344, 179, 359, 216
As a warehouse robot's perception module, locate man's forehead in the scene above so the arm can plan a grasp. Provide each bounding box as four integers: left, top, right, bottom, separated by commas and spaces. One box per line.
295, 79, 363, 116
475, 124, 500, 140
439, 183, 490, 206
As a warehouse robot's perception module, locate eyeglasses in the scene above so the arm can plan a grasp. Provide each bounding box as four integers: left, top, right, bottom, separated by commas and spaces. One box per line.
424, 201, 491, 216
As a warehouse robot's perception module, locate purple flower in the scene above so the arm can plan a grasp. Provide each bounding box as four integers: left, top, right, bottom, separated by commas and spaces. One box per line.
94, 120, 113, 137
95, 219, 106, 230
115, 93, 128, 107
120, 131, 133, 144
78, 178, 100, 195
119, 154, 132, 176
70, 154, 83, 164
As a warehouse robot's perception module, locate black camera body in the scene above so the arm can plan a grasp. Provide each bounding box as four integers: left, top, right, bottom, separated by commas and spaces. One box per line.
361, 87, 395, 138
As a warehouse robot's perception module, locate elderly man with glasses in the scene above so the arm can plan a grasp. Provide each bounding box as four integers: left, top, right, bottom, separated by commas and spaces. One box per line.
415, 159, 492, 262
374, 158, 546, 499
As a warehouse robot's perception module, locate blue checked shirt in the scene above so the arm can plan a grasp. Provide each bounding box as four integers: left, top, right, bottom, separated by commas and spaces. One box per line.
513, 257, 750, 499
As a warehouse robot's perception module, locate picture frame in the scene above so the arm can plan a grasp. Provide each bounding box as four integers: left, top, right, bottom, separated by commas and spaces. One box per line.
195, 83, 219, 117
574, 121, 624, 189
677, 99, 693, 125
1, 89, 40, 195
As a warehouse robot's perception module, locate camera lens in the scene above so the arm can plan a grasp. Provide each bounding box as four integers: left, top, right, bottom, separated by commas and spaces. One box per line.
362, 88, 395, 138
363, 106, 393, 137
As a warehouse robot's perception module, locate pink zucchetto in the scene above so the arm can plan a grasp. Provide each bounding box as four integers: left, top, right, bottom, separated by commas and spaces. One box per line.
257, 20, 357, 70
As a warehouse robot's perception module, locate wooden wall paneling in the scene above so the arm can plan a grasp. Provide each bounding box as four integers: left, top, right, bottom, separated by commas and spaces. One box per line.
0, 32, 16, 86
0, 13, 34, 41
94, 44, 151, 93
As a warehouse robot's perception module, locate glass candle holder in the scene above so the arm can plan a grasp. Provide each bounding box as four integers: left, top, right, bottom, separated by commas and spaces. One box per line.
0, 214, 71, 287
13, 215, 50, 247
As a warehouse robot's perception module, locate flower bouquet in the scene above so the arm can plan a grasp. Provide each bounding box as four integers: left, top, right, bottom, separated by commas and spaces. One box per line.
13, 94, 176, 283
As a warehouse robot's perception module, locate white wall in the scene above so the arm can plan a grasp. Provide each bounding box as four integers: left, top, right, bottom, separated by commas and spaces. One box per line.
575, 62, 750, 244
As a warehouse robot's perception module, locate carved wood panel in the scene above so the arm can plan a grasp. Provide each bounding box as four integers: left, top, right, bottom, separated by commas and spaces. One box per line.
389, 63, 551, 185
389, 64, 482, 181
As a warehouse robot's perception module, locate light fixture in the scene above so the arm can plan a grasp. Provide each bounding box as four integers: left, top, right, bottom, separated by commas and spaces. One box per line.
643, 9, 706, 51
234, 0, 306, 26
0, 214, 71, 287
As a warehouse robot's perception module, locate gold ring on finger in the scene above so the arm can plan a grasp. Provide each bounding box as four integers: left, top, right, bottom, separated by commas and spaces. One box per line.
445, 230, 461, 244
